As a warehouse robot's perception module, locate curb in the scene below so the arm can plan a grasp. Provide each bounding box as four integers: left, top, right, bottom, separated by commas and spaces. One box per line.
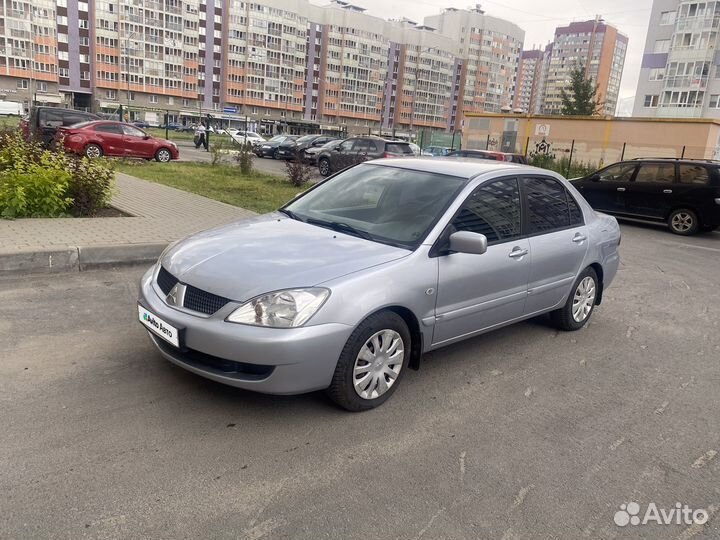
0, 242, 167, 276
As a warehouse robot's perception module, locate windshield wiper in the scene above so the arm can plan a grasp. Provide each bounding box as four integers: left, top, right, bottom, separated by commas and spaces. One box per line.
305, 218, 374, 241
278, 208, 303, 221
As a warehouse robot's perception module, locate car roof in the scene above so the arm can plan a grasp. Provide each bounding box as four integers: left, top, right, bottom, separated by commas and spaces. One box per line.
367, 157, 544, 179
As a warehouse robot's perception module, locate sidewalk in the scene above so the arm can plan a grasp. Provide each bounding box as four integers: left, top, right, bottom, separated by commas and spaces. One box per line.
0, 172, 256, 274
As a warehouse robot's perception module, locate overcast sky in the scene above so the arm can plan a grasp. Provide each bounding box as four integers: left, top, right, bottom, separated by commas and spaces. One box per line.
312, 0, 654, 105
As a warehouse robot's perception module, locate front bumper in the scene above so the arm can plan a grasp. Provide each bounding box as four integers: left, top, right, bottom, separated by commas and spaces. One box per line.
138, 267, 353, 395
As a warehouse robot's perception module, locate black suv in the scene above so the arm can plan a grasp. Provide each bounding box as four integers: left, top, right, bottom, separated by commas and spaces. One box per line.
316, 137, 413, 176
23, 106, 100, 145
572, 159, 720, 235
276, 134, 337, 160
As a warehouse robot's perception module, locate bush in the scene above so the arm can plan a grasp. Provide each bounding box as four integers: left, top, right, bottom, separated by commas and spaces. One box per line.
0, 132, 115, 218
285, 150, 313, 187
66, 156, 115, 216
529, 153, 597, 178
234, 141, 254, 175
209, 138, 226, 166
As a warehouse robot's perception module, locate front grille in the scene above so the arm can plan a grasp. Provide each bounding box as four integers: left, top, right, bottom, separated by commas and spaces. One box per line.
183, 284, 231, 315
157, 266, 178, 295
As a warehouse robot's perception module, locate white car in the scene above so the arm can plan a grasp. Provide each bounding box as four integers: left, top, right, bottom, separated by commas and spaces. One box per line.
230, 131, 266, 147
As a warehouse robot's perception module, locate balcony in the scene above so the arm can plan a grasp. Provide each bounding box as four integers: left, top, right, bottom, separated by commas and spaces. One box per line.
656, 105, 703, 118
675, 16, 720, 32
664, 75, 709, 89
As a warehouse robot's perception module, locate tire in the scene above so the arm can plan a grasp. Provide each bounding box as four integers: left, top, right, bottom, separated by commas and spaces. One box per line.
668, 208, 699, 235
155, 148, 172, 163
550, 267, 599, 331
327, 311, 411, 411
272, 149, 279, 160
85, 143, 103, 159
318, 158, 331, 177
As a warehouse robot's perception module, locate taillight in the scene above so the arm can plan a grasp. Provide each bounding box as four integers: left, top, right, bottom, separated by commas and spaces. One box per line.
383, 152, 391, 158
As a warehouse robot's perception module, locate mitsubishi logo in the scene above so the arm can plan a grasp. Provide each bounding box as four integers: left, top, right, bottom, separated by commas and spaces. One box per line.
166, 283, 187, 307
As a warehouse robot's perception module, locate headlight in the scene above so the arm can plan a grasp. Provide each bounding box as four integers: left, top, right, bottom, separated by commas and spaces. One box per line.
226, 288, 330, 328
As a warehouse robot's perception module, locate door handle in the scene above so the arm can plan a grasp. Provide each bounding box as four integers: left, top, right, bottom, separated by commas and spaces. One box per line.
572, 233, 587, 243
663, 189, 673, 194
616, 187, 626, 192
508, 247, 528, 259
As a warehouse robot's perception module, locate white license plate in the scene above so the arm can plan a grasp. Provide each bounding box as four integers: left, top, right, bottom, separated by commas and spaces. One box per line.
138, 304, 180, 348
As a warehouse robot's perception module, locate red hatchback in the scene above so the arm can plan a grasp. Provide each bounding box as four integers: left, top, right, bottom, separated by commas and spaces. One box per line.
59, 121, 179, 162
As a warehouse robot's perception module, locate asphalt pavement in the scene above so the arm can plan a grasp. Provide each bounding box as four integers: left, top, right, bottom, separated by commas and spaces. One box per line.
1, 223, 719, 540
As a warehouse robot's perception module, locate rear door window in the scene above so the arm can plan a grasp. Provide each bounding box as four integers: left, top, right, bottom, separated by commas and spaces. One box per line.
678, 164, 710, 184
634, 163, 675, 184
523, 177, 577, 234
95, 124, 123, 134
385, 143, 413, 155
352, 139, 376, 154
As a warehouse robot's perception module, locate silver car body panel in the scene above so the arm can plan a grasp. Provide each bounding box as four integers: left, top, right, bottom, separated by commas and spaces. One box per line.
139, 159, 620, 394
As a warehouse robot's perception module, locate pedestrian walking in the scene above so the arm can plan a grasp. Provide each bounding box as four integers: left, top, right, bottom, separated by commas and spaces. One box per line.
194, 122, 207, 150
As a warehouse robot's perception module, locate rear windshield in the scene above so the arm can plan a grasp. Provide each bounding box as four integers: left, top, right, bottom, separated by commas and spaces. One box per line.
385, 143, 413, 155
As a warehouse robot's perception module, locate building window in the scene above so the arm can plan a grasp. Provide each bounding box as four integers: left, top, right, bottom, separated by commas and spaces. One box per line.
57, 15, 68, 25
106, 90, 117, 100
17, 79, 28, 89
649, 68, 665, 81
58, 51, 69, 61
78, 19, 88, 29
182, 98, 192, 107
710, 94, 720, 108
78, 1, 88, 10
128, 91, 135, 101
659, 11, 676, 25
149, 95, 158, 104
81, 71, 90, 80
167, 96, 174, 105
654, 39, 671, 53
37, 82, 48, 92
644, 95, 659, 107
59, 68, 69, 77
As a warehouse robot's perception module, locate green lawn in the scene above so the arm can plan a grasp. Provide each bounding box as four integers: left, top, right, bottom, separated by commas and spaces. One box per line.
0, 116, 21, 130
145, 127, 195, 142
114, 161, 300, 214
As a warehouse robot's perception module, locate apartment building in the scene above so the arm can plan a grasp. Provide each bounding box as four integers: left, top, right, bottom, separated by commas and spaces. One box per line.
0, 0, 525, 134
633, 0, 720, 118
425, 5, 524, 114
541, 19, 628, 116
512, 48, 543, 113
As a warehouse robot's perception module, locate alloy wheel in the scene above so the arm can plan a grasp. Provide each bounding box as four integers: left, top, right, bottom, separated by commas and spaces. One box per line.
85, 145, 101, 158
157, 149, 171, 162
572, 276, 596, 323
671, 212, 694, 233
352, 330, 404, 400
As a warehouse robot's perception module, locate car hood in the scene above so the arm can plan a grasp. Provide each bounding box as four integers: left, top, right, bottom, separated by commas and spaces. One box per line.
160, 213, 410, 302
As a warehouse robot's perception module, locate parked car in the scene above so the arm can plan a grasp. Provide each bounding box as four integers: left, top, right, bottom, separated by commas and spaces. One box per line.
276, 134, 338, 160
160, 122, 183, 130
175, 125, 196, 133
572, 158, 720, 235
59, 120, 179, 162
254, 135, 298, 158
304, 139, 343, 164
408, 142, 431, 156
448, 149, 528, 164
316, 136, 414, 176
424, 146, 452, 157
132, 120, 151, 129
138, 159, 620, 410
229, 131, 266, 147
21, 106, 100, 146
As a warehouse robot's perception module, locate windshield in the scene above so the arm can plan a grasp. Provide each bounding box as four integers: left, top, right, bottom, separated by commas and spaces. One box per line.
268, 136, 285, 143
284, 163, 466, 248
297, 135, 317, 143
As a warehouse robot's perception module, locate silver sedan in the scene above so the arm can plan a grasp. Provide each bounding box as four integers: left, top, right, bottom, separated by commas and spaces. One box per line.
138, 159, 621, 410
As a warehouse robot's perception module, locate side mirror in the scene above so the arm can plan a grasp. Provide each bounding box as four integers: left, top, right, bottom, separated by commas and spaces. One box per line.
448, 231, 488, 255
590, 174, 600, 182
334, 146, 342, 152
143, 135, 151, 140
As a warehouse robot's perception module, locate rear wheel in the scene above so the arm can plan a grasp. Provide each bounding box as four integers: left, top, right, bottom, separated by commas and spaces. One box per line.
327, 311, 410, 411
85, 143, 103, 159
155, 148, 172, 163
550, 267, 598, 331
318, 158, 331, 177
668, 208, 698, 235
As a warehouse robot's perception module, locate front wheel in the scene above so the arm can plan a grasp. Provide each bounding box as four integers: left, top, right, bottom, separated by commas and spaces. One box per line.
550, 267, 598, 331
318, 158, 331, 177
327, 311, 410, 411
85, 143, 103, 159
668, 208, 698, 235
155, 148, 172, 163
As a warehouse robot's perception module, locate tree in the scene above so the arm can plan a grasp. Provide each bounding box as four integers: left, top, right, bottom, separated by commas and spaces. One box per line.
560, 66, 603, 116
